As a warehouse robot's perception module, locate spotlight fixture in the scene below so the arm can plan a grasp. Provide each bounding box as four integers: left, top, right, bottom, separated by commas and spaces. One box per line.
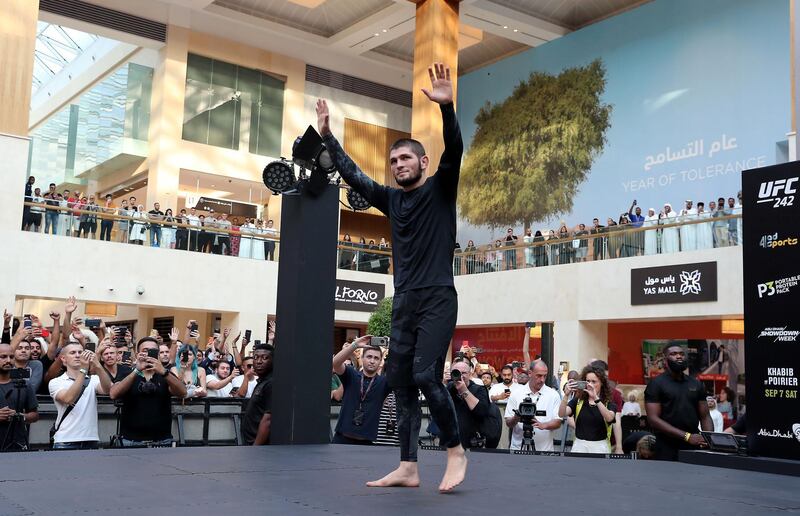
263, 125, 339, 197
262, 160, 297, 194
346, 188, 371, 211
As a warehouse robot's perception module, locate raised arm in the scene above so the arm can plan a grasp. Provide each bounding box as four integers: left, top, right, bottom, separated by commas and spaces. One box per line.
316, 99, 390, 213
422, 63, 462, 191
332, 335, 371, 375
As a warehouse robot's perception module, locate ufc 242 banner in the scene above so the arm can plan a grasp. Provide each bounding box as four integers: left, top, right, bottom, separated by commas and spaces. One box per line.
743, 162, 800, 460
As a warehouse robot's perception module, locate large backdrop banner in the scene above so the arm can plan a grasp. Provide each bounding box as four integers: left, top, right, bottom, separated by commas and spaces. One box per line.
455, 0, 790, 245
742, 162, 800, 460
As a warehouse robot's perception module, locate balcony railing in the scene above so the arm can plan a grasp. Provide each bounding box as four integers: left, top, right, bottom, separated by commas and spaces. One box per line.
21, 201, 742, 275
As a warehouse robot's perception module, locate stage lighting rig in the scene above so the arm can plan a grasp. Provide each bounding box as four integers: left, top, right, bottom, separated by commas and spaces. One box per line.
262, 125, 340, 196
346, 188, 371, 211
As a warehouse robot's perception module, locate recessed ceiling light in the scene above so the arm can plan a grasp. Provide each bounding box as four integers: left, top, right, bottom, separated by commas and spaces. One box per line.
503, 25, 508, 29
374, 33, 379, 36
382, 29, 387, 33
211, 184, 215, 187
513, 29, 518, 32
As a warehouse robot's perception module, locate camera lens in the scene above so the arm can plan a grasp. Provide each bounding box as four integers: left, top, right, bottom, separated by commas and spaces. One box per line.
451, 369, 461, 381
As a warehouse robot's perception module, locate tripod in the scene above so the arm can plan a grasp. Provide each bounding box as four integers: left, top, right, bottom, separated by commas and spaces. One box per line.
520, 420, 536, 452
1, 380, 30, 452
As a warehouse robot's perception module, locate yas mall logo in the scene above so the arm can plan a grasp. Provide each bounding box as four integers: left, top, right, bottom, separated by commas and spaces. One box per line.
679, 270, 702, 296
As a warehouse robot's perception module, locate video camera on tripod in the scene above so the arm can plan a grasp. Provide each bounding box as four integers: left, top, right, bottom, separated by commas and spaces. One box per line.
514, 395, 538, 451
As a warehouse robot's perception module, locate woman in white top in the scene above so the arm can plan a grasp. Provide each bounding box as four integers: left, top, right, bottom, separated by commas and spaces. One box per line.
161, 209, 176, 249
129, 205, 148, 245
238, 219, 265, 259
621, 392, 642, 416
523, 229, 535, 267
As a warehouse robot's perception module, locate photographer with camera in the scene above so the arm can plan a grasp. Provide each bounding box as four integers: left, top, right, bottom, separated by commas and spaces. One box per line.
109, 337, 186, 446
0, 343, 39, 451
332, 336, 391, 445
48, 342, 113, 449
504, 360, 562, 451
558, 365, 617, 453
448, 359, 499, 449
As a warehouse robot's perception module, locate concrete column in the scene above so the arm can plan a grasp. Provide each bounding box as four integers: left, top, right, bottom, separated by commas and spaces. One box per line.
553, 320, 609, 373
411, 0, 460, 172
0, 0, 38, 137
146, 25, 190, 213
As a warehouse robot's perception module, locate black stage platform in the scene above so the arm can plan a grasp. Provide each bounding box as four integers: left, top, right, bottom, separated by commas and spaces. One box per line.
1, 445, 799, 515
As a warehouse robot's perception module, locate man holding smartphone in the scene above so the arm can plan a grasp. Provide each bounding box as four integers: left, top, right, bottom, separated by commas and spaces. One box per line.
109, 337, 187, 446
331, 336, 391, 445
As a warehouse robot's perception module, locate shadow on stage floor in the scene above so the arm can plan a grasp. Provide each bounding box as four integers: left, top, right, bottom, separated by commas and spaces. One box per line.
0, 445, 798, 515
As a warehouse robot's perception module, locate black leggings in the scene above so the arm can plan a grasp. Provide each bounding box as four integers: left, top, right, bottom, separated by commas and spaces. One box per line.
394, 360, 460, 461
386, 287, 461, 462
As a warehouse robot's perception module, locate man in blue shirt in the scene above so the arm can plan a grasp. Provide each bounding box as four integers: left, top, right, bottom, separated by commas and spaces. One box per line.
332, 336, 391, 445
628, 200, 645, 255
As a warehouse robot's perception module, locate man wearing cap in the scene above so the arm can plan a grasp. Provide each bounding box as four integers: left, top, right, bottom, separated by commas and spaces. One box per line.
678, 200, 697, 251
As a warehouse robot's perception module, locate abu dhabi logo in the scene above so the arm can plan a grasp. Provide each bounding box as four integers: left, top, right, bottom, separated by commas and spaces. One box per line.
793, 424, 800, 444
758, 327, 800, 342
679, 269, 702, 296
757, 275, 800, 298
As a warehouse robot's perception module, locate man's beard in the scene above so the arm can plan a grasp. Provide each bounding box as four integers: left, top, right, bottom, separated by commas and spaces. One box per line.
503, 378, 512, 385
395, 161, 424, 187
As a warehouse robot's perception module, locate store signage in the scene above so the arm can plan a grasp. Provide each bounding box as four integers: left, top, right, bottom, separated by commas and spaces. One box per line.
743, 161, 800, 460
630, 261, 717, 305
335, 279, 385, 312
191, 196, 258, 218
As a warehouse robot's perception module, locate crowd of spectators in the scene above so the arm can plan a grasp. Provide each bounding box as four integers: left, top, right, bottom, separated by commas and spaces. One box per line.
0, 298, 275, 451
21, 177, 279, 260
22, 177, 743, 277
453, 193, 744, 274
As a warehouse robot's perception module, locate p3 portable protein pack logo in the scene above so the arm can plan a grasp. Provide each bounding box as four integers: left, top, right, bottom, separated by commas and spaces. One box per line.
757, 275, 800, 298
757, 177, 798, 208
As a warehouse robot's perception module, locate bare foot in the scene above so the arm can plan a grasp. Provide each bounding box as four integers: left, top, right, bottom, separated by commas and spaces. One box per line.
439, 446, 467, 493
366, 461, 420, 487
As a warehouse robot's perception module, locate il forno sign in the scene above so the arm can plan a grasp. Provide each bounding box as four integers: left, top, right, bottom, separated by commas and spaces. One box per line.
335, 279, 385, 312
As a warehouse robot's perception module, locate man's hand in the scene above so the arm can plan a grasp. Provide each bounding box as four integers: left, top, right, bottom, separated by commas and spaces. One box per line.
79, 351, 94, 370
614, 445, 624, 454
49, 310, 60, 322
147, 357, 166, 375
316, 99, 331, 137
688, 433, 706, 447
3, 309, 12, 329
169, 327, 179, 342
421, 62, 453, 105
0, 407, 16, 422
454, 377, 468, 396
65, 296, 78, 314
72, 328, 86, 346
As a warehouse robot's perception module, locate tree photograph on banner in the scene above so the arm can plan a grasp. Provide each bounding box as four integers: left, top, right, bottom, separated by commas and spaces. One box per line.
458, 60, 612, 229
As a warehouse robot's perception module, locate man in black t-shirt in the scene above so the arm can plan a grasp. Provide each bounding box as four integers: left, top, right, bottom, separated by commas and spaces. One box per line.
147, 202, 165, 248
332, 338, 391, 444
645, 344, 713, 460
241, 344, 274, 445
317, 62, 466, 492
0, 343, 39, 451
109, 338, 186, 446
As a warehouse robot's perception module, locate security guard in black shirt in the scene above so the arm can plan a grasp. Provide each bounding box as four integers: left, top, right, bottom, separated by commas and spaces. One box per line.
645, 344, 713, 460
